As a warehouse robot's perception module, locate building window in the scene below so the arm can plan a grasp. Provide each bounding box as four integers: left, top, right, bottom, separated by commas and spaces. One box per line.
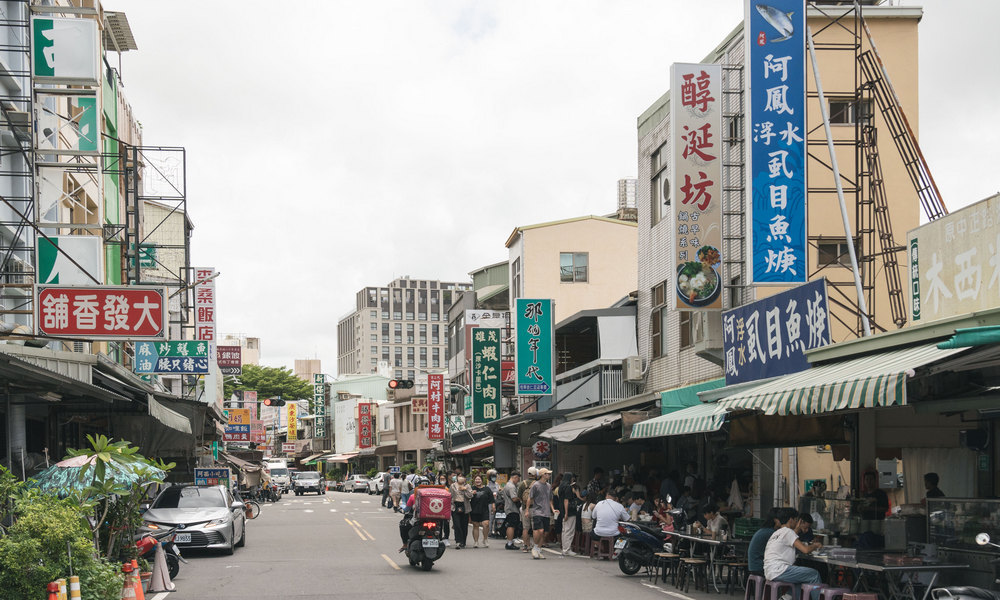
370, 334, 377, 341
382, 311, 389, 319
370, 310, 377, 318
393, 311, 402, 320
560, 252, 589, 282
407, 370, 414, 380
511, 257, 521, 298
679, 311, 692, 349
829, 98, 873, 125
817, 238, 859, 268
650, 143, 670, 227
371, 346, 377, 354
418, 312, 426, 320
406, 312, 414, 320
651, 282, 665, 359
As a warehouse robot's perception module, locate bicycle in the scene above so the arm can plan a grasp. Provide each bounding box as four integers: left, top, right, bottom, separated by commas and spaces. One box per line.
244, 500, 261, 520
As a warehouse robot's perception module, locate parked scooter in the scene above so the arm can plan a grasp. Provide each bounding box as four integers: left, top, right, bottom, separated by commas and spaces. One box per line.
616, 520, 672, 575
135, 526, 186, 580
931, 533, 1000, 600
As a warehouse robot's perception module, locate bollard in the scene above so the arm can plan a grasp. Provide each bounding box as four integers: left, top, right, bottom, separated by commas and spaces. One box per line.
57, 578, 67, 600
47, 582, 60, 600
69, 576, 81, 600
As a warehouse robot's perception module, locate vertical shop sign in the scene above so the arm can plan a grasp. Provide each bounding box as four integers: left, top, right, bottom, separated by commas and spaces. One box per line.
313, 374, 326, 438
747, 0, 807, 284
427, 374, 445, 440
286, 402, 298, 441
670, 63, 724, 310
194, 268, 217, 343
472, 327, 502, 423
216, 345, 242, 375
515, 299, 553, 395
358, 402, 374, 449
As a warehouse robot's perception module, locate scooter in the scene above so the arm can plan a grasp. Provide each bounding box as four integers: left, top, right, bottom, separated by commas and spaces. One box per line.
931, 533, 1000, 600
616, 520, 672, 575
135, 526, 186, 580
403, 517, 447, 571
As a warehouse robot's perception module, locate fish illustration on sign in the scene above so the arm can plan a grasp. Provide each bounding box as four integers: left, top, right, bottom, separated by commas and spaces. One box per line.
756, 4, 795, 42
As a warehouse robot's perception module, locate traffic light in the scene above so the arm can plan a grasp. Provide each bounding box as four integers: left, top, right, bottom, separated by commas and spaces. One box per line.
388, 379, 414, 390
263, 397, 285, 407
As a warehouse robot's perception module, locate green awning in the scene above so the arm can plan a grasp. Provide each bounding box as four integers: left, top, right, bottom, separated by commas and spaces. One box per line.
630, 402, 729, 439
660, 378, 725, 415
719, 342, 968, 416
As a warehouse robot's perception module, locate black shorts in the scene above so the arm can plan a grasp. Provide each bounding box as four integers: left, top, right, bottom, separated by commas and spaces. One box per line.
532, 516, 551, 531
504, 512, 521, 529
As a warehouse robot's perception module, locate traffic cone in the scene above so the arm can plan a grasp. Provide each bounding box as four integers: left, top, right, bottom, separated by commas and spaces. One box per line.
120, 563, 136, 600
146, 543, 175, 593
130, 559, 146, 600
68, 576, 81, 600
47, 582, 59, 600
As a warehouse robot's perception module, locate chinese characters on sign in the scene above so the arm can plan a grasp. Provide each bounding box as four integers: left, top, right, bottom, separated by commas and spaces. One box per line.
216, 345, 241, 375
133, 341, 209, 374
515, 299, 553, 395
747, 0, 807, 284
194, 267, 217, 343
670, 63, 724, 310
286, 402, 298, 441
428, 374, 445, 441
194, 467, 231, 488
472, 327, 502, 424
35, 285, 167, 339
358, 402, 374, 448
722, 278, 830, 385
313, 373, 326, 438
411, 396, 428, 414
223, 408, 251, 443
908, 195, 1000, 323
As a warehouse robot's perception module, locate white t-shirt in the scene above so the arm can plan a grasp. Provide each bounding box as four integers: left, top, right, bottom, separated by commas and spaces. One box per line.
763, 527, 799, 580
592, 499, 630, 537
706, 514, 729, 534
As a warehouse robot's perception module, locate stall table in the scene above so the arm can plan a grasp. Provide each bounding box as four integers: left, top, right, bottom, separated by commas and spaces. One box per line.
802, 552, 968, 600
668, 530, 749, 592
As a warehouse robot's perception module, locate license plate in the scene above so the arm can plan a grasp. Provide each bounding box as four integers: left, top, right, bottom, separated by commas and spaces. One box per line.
422, 539, 439, 548
614, 538, 627, 549
495, 512, 506, 519
175, 532, 191, 543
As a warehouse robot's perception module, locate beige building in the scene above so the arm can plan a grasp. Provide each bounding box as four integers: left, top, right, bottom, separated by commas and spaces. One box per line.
220, 334, 261, 366
506, 215, 638, 323
294, 359, 322, 383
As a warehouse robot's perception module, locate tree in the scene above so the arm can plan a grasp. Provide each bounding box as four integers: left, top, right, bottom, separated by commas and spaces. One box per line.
224, 364, 313, 404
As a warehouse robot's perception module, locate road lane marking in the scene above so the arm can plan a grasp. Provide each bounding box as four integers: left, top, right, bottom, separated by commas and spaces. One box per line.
361, 500, 370, 504
304, 509, 314, 513
151, 594, 171, 600
380, 553, 401, 571
640, 582, 695, 600
362, 528, 375, 540
329, 508, 338, 512
344, 517, 367, 541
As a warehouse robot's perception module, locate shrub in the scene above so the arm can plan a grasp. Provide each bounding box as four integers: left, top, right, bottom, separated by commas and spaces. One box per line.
366, 468, 378, 479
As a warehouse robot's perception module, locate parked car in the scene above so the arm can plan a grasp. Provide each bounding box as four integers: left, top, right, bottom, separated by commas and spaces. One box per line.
140, 485, 246, 555
345, 474, 370, 493
368, 472, 388, 495
293, 472, 324, 496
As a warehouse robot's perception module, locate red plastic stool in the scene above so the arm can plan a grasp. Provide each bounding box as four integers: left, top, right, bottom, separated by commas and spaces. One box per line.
591, 536, 613, 560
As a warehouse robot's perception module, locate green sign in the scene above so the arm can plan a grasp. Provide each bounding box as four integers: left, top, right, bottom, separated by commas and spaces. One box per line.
979, 454, 989, 472
129, 243, 157, 270
515, 298, 554, 395
472, 327, 501, 423
464, 395, 472, 413
31, 17, 99, 83
37, 236, 103, 284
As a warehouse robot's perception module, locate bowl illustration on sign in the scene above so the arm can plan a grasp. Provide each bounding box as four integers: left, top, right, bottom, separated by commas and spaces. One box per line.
677, 245, 722, 307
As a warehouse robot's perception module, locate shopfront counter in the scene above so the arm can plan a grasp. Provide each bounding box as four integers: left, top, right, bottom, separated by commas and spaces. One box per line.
926, 498, 1000, 588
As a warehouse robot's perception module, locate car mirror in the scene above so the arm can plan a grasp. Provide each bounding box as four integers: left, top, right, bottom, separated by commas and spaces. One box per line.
232, 501, 245, 510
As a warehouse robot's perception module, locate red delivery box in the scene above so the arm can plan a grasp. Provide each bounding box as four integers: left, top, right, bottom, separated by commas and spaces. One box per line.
414, 486, 452, 520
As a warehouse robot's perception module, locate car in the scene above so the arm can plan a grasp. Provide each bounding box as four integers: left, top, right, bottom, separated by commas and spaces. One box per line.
345, 474, 370, 493
140, 485, 246, 555
293, 472, 324, 496
368, 472, 388, 495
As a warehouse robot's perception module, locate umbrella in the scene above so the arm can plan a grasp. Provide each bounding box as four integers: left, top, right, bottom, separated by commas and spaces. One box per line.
30, 454, 166, 496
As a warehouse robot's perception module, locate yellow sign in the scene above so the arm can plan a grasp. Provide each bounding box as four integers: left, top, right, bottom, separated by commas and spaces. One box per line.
287, 403, 298, 441
227, 408, 250, 426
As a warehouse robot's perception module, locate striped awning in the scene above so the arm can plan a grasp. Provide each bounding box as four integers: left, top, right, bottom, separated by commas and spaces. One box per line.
629, 402, 729, 439
719, 343, 968, 416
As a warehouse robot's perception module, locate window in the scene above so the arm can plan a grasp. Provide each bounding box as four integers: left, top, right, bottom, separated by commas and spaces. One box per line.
407, 370, 415, 380
511, 257, 522, 298
651, 283, 666, 358
419, 312, 427, 320
828, 98, 873, 125
393, 312, 402, 320
650, 143, 670, 226
407, 347, 414, 357
382, 334, 389, 343
382, 311, 389, 319
370, 322, 377, 330
371, 346, 377, 354
817, 238, 860, 268
560, 252, 589, 282
370, 334, 377, 342
406, 312, 414, 320
679, 311, 692, 349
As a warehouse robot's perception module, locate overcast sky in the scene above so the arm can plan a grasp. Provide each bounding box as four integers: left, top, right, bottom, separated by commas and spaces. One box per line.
110, 1, 1000, 372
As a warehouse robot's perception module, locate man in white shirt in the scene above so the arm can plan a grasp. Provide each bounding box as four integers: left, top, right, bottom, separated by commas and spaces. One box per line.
592, 489, 631, 540
764, 508, 824, 600
693, 505, 729, 539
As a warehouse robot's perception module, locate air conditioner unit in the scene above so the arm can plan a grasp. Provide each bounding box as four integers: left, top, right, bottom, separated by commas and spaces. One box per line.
622, 356, 643, 383
691, 312, 724, 366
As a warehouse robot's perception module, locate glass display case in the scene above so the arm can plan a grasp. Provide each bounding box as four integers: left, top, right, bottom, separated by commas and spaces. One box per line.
927, 498, 1000, 552
799, 495, 886, 536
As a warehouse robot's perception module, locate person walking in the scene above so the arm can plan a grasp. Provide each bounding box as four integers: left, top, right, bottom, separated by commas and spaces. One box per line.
400, 469, 414, 509
381, 471, 392, 508
486, 469, 501, 539
527, 468, 557, 559
470, 475, 494, 548
388, 472, 403, 512
502, 471, 522, 550
517, 467, 537, 553
449, 475, 473, 548
558, 472, 582, 556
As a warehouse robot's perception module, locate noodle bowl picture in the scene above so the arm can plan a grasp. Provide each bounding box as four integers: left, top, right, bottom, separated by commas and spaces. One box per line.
676, 245, 722, 307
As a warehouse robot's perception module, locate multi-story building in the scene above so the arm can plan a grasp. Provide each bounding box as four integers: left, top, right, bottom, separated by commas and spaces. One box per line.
219, 335, 261, 366
617, 178, 638, 221
294, 359, 322, 382
337, 276, 472, 379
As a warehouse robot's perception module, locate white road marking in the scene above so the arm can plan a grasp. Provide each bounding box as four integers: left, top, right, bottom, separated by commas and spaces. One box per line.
304, 509, 314, 513
640, 582, 696, 600
341, 501, 351, 504
361, 500, 371, 504
329, 509, 338, 512
150, 593, 171, 600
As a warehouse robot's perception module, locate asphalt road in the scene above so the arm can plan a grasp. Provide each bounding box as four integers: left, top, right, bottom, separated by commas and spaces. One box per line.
151, 490, 694, 600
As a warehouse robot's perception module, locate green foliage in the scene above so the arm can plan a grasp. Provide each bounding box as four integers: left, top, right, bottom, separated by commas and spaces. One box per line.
402, 463, 416, 475
0, 493, 123, 600
328, 468, 343, 481
223, 365, 313, 404
366, 468, 378, 479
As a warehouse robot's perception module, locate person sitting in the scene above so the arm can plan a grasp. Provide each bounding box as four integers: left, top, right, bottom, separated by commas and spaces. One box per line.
628, 495, 647, 520
692, 504, 728, 539
748, 507, 779, 577
592, 489, 630, 546
652, 497, 675, 532
797, 512, 815, 544
764, 508, 824, 600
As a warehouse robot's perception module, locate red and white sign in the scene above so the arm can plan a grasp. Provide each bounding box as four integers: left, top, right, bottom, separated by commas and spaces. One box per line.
358, 402, 374, 449
193, 267, 216, 342
281, 442, 296, 453
34, 285, 167, 339
251, 420, 266, 444
427, 373, 445, 441
217, 345, 241, 374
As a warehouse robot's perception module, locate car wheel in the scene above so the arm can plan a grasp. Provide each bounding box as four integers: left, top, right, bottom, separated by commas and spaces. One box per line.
224, 525, 235, 555
236, 522, 246, 548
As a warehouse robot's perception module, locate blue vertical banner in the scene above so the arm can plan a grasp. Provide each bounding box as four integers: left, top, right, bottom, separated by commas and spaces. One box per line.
747, 0, 807, 284
515, 299, 554, 395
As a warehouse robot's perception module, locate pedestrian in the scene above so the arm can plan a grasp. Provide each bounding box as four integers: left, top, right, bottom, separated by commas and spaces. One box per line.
558, 472, 582, 556
381, 471, 392, 508
591, 488, 630, 556
527, 467, 557, 559
517, 467, 537, 553
503, 471, 522, 550
486, 469, 501, 539
449, 475, 473, 549
389, 472, 403, 512
764, 508, 824, 600
400, 469, 414, 508
470, 475, 494, 548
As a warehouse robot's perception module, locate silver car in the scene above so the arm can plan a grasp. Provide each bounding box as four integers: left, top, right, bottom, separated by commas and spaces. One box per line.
141, 485, 246, 555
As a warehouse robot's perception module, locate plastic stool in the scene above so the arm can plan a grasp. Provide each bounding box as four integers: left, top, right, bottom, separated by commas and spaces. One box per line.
800, 584, 827, 600
654, 552, 681, 584
763, 580, 797, 600
745, 575, 766, 600
679, 558, 709, 593
591, 536, 613, 560
817, 588, 852, 600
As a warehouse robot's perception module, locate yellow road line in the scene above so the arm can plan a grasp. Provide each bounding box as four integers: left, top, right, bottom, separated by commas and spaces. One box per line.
362, 528, 375, 541
380, 553, 401, 571
344, 517, 366, 541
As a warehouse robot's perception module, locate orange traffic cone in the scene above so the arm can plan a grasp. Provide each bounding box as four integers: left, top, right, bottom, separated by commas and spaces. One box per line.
120, 563, 136, 600
130, 559, 146, 600
47, 582, 60, 600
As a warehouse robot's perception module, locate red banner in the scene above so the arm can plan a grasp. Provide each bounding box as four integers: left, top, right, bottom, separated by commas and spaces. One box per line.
35, 285, 167, 339
194, 267, 216, 342
427, 374, 445, 441
358, 402, 374, 449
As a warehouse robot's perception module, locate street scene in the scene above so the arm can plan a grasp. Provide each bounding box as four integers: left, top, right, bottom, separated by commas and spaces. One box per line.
1, 1, 1000, 600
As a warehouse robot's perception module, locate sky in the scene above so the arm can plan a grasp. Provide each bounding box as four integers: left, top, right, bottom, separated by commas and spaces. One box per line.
109, 1, 1000, 372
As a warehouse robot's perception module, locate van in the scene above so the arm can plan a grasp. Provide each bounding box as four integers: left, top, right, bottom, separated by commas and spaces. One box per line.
265, 459, 291, 493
